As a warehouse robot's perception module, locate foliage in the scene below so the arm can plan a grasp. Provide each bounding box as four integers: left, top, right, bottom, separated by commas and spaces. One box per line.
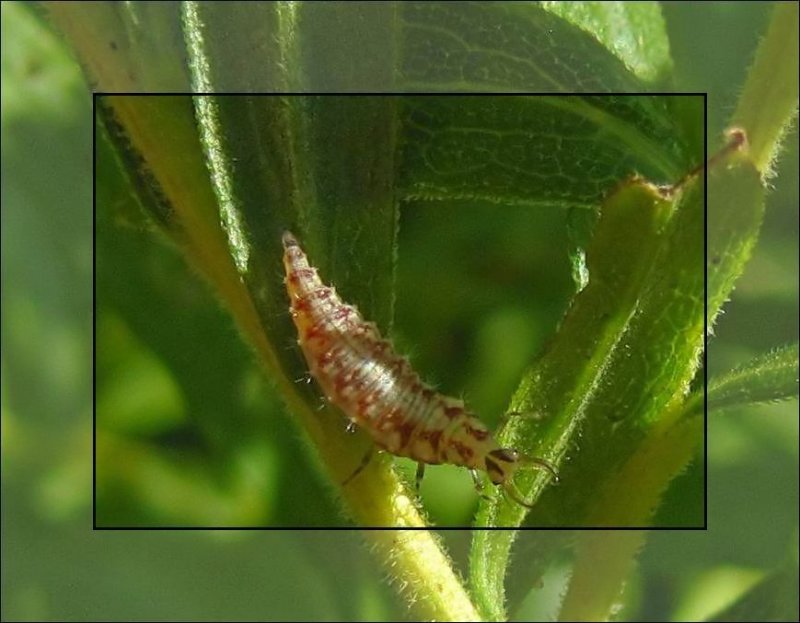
3, 2, 797, 622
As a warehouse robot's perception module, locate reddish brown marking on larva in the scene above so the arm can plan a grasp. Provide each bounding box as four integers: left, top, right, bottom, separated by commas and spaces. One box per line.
417, 428, 443, 459
450, 440, 474, 462
466, 426, 489, 442
417, 427, 437, 443
333, 306, 354, 322
444, 406, 463, 420
395, 420, 417, 451
291, 297, 310, 314
281, 230, 557, 503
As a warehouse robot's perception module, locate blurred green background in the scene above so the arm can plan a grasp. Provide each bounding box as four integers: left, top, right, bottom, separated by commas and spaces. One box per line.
2, 2, 797, 621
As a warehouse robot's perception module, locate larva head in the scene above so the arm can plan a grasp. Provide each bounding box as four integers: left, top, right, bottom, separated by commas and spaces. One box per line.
282, 230, 299, 248
282, 230, 312, 275
484, 448, 521, 485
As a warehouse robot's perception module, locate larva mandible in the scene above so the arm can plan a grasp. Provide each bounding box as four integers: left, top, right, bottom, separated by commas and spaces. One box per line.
282, 230, 557, 507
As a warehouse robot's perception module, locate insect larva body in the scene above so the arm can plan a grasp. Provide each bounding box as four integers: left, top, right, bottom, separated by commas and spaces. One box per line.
282, 231, 556, 505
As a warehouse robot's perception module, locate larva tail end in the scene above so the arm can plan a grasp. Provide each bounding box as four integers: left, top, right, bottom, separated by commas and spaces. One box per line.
282, 231, 299, 248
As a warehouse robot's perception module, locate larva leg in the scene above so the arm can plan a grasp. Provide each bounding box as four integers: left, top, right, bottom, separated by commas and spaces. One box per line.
342, 445, 374, 486
469, 468, 492, 503
414, 463, 426, 493
469, 468, 484, 493
345, 421, 357, 434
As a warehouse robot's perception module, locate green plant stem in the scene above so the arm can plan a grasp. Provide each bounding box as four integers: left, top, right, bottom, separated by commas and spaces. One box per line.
370, 531, 481, 622
90, 81, 480, 623
558, 414, 702, 621
48, 5, 477, 612
732, 1, 799, 176
100, 100, 477, 622
560, 531, 647, 623
471, 173, 697, 620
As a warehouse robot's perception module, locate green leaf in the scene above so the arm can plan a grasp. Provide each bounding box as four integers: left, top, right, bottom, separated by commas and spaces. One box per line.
540, 1, 673, 84
181, 2, 667, 93
686, 344, 800, 416
708, 563, 800, 623
707, 145, 766, 331
95, 128, 289, 526
400, 95, 688, 208
95, 96, 213, 236
399, 2, 649, 92
93, 96, 261, 383
471, 170, 704, 617
46, 1, 189, 90
96, 93, 403, 499
526, 175, 703, 521
186, 93, 408, 513
182, 2, 291, 92
191, 95, 399, 330
182, 2, 399, 92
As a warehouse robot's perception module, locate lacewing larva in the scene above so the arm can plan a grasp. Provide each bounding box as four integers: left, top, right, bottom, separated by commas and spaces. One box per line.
282, 230, 557, 507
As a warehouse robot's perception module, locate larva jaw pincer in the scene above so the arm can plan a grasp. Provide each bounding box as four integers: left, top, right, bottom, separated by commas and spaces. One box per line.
485, 447, 559, 483
486, 448, 559, 509
282, 230, 299, 248
518, 454, 560, 483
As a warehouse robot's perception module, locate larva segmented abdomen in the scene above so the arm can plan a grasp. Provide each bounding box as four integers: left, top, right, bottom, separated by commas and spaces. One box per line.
282, 231, 519, 484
